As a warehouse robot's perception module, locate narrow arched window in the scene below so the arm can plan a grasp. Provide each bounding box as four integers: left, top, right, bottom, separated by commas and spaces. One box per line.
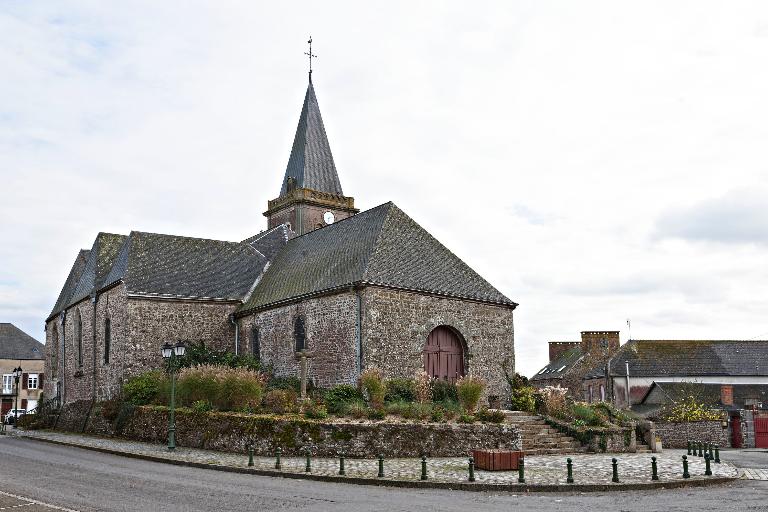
294, 316, 306, 352
76, 310, 83, 368
104, 317, 111, 364
51, 324, 59, 378
251, 326, 260, 360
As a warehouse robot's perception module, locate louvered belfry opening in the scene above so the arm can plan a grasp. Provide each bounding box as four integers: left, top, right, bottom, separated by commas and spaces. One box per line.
423, 326, 465, 382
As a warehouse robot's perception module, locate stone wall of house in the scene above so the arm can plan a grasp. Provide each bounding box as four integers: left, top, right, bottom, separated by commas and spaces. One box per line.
125, 298, 237, 383
237, 292, 359, 387
653, 421, 730, 448
360, 287, 515, 403
61, 299, 96, 403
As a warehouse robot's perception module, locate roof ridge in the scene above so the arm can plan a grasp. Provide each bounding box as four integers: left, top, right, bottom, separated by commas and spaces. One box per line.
130, 230, 242, 245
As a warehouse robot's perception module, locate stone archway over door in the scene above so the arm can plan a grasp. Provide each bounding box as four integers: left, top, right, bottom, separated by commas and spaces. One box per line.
423, 326, 465, 382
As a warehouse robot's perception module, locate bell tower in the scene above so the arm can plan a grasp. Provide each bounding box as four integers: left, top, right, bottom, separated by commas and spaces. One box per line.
264, 76, 358, 235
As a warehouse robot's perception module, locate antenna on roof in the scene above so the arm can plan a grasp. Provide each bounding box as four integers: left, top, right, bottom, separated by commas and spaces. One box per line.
626, 319, 631, 341
305, 36, 317, 83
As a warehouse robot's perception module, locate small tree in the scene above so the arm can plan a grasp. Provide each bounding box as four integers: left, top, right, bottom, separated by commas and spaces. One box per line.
359, 368, 386, 409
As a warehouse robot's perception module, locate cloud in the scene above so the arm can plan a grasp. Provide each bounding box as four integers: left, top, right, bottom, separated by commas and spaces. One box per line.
655, 189, 768, 245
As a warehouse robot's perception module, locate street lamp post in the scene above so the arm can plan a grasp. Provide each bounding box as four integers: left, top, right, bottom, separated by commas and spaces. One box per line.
161, 341, 186, 451
12, 366, 23, 428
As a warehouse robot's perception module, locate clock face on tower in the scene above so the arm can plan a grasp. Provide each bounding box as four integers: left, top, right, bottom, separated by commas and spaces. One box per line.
323, 211, 335, 225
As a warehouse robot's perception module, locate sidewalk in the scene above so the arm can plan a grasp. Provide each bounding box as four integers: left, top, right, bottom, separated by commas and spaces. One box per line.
11, 429, 738, 491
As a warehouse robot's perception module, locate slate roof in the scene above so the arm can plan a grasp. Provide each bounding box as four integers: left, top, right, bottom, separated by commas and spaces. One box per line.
238, 202, 516, 313
242, 224, 297, 261
530, 345, 584, 381
47, 249, 90, 321
67, 233, 127, 307
278, 81, 344, 196
584, 340, 768, 379
639, 381, 768, 411
102, 231, 271, 301
0, 323, 44, 360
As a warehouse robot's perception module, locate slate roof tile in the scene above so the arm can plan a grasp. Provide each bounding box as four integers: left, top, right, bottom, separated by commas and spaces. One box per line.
530, 345, 584, 381
47, 249, 90, 321
0, 323, 44, 359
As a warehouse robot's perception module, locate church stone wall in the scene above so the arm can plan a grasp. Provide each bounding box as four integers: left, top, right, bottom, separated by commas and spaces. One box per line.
360, 287, 515, 403
238, 292, 359, 388
124, 298, 237, 383
93, 285, 129, 400
61, 299, 96, 403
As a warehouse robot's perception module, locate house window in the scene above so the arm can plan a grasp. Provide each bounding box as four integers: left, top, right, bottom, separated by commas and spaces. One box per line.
76, 310, 83, 367
104, 318, 111, 364
251, 326, 260, 360
294, 316, 306, 352
2, 375, 12, 394
600, 384, 606, 401
27, 374, 39, 390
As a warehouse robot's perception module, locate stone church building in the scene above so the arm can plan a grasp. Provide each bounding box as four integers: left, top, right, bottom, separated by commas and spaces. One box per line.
44, 77, 517, 404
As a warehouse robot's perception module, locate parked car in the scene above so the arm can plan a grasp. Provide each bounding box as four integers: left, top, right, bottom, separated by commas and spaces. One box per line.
4, 409, 27, 425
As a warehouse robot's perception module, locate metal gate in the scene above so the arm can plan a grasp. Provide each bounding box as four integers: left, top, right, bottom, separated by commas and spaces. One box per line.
423, 326, 465, 382
755, 416, 768, 448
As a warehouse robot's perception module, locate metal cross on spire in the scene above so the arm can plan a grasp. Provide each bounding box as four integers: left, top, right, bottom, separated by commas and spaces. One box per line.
305, 36, 317, 82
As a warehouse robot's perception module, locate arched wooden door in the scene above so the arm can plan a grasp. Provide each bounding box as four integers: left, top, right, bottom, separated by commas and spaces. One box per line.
423, 326, 465, 382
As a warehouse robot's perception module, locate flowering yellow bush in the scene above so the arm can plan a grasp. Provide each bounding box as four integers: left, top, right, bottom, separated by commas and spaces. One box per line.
664, 394, 722, 422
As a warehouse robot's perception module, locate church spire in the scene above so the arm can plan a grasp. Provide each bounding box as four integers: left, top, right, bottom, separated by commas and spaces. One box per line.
278, 78, 344, 197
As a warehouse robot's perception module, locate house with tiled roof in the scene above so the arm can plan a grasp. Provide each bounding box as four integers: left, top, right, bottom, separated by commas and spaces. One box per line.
44, 75, 517, 404
582, 339, 768, 409
1, 323, 44, 418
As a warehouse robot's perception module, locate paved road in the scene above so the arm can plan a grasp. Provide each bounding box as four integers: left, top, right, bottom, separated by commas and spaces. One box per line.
2, 436, 767, 512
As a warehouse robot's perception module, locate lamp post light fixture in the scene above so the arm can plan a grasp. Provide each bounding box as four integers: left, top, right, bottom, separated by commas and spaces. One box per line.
12, 366, 23, 428
161, 341, 186, 451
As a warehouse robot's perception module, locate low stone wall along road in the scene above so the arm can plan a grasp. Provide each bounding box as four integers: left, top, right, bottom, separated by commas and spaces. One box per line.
1, 434, 766, 512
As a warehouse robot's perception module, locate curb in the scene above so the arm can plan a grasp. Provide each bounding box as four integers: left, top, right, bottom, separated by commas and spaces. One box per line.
15, 435, 737, 493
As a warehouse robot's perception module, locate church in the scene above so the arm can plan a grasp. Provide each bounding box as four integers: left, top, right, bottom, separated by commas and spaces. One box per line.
43, 74, 517, 405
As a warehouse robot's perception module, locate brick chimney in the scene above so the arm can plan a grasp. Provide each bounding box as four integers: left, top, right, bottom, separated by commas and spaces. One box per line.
548, 341, 580, 362
580, 331, 620, 355
720, 385, 734, 406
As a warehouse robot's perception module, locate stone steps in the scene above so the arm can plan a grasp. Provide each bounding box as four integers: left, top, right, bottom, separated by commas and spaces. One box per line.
500, 411, 587, 454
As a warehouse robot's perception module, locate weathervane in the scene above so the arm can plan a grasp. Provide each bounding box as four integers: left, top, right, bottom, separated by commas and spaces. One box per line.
305, 36, 317, 82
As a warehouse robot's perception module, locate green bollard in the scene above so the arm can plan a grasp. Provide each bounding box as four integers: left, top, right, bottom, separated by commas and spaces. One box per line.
421, 456, 428, 481
651, 456, 658, 481
305, 449, 311, 473
708, 443, 714, 460
687, 440, 692, 455
698, 441, 703, 457
682, 455, 690, 479
566, 458, 574, 484
611, 458, 619, 483
248, 445, 254, 467
468, 456, 476, 482
378, 454, 385, 478
518, 457, 525, 484
704, 454, 712, 476
715, 446, 720, 464
275, 447, 282, 470
339, 452, 345, 476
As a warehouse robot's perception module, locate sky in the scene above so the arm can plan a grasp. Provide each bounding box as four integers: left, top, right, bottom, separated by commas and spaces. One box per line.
2, 1, 768, 377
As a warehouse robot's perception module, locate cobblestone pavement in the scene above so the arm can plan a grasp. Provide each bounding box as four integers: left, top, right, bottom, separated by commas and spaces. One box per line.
11, 429, 737, 486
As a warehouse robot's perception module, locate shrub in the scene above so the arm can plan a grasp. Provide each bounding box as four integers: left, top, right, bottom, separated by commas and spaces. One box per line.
414, 371, 432, 403
267, 376, 312, 394
664, 395, 722, 422
302, 401, 328, 420
176, 365, 266, 412
385, 401, 411, 417
192, 400, 213, 413
175, 341, 266, 372
324, 385, 364, 414
572, 403, 606, 427
366, 407, 386, 420
537, 386, 569, 419
475, 408, 506, 423
430, 405, 445, 423
385, 378, 416, 403
431, 380, 458, 402
509, 386, 537, 413
457, 413, 475, 424
359, 368, 386, 409
455, 376, 486, 413
343, 399, 368, 419
263, 389, 299, 414
123, 371, 167, 406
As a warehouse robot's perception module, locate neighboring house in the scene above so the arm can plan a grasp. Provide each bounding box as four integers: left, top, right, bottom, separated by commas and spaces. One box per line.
530, 331, 619, 399
637, 382, 768, 449
0, 323, 45, 417
583, 340, 768, 409
44, 75, 517, 405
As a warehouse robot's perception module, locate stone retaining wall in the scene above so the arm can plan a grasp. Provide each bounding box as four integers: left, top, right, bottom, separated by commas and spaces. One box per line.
544, 416, 637, 453
34, 401, 521, 458
653, 421, 729, 448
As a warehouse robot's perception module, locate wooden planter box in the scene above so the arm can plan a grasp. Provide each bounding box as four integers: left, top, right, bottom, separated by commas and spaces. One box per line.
472, 449, 524, 471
